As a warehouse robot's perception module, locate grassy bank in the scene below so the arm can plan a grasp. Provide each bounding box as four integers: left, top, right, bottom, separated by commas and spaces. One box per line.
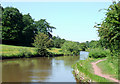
73, 48, 119, 82
88, 48, 118, 80
72, 58, 112, 82
0, 44, 63, 59
97, 58, 118, 80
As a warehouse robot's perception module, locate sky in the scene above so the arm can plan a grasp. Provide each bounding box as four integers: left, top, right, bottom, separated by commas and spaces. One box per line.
1, 1, 113, 43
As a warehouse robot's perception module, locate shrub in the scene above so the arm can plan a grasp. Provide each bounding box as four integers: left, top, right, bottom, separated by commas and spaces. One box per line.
61, 41, 80, 56
32, 32, 52, 56
89, 48, 110, 58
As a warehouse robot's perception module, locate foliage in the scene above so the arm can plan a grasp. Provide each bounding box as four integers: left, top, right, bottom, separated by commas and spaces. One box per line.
35, 19, 56, 38
0, 5, 2, 41
89, 40, 99, 48
52, 36, 66, 48
89, 48, 111, 58
2, 7, 23, 44
94, 1, 120, 55
79, 42, 87, 51
32, 32, 52, 56
22, 13, 37, 46
61, 41, 80, 56
2, 6, 56, 46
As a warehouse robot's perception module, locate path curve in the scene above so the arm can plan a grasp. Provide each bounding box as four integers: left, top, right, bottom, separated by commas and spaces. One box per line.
91, 59, 120, 82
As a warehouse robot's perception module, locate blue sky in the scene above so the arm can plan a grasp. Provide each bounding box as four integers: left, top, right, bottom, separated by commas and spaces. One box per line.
1, 2, 112, 42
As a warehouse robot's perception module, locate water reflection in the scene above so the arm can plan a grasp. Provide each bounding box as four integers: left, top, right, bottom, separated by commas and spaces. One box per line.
2, 55, 80, 82
80, 51, 89, 60
2, 57, 52, 82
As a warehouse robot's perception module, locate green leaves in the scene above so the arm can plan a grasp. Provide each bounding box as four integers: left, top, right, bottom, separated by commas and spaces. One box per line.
95, 1, 120, 53
52, 36, 66, 48
61, 41, 80, 56
2, 7, 23, 43
2, 6, 56, 46
32, 32, 52, 56
35, 19, 56, 37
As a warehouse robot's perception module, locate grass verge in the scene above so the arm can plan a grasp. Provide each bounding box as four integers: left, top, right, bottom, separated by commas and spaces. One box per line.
97, 57, 118, 80
72, 58, 112, 82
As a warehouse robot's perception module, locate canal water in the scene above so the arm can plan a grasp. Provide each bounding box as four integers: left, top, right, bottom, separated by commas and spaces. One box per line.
2, 51, 89, 82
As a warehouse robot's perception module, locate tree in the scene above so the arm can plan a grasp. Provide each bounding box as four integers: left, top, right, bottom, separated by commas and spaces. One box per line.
2, 7, 23, 44
0, 5, 3, 43
79, 42, 87, 51
85, 41, 89, 48
89, 40, 100, 49
52, 36, 66, 48
32, 32, 52, 56
61, 41, 80, 56
95, 1, 120, 54
22, 13, 37, 46
35, 19, 56, 38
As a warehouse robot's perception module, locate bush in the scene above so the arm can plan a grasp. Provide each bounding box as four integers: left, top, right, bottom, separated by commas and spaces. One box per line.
32, 32, 52, 56
89, 48, 110, 58
61, 41, 80, 56
19, 48, 32, 57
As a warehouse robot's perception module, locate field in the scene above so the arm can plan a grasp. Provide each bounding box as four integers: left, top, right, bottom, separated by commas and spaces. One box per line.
0, 44, 62, 59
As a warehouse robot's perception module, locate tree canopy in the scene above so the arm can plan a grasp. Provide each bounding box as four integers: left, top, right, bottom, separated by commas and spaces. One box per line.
2, 7, 23, 44
95, 1, 120, 55
35, 19, 56, 38
32, 32, 52, 56
61, 41, 80, 56
2, 6, 56, 46
52, 36, 66, 48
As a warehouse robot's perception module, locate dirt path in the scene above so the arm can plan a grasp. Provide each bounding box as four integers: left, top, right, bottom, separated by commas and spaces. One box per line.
91, 59, 120, 83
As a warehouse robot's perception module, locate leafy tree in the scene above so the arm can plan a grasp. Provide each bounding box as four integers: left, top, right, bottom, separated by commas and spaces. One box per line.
79, 42, 87, 51
2, 6, 56, 46
61, 41, 80, 56
2, 7, 23, 44
85, 41, 89, 48
89, 40, 99, 49
95, 1, 120, 54
35, 19, 56, 38
0, 4, 3, 43
32, 32, 52, 56
52, 36, 66, 48
22, 13, 37, 46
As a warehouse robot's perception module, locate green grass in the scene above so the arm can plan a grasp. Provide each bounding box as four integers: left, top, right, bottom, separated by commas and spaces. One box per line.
1, 44, 38, 58
97, 57, 118, 80
47, 48, 63, 54
72, 58, 113, 82
0, 44, 63, 58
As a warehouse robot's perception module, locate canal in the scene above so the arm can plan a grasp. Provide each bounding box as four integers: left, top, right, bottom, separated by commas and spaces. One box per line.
2, 51, 89, 82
